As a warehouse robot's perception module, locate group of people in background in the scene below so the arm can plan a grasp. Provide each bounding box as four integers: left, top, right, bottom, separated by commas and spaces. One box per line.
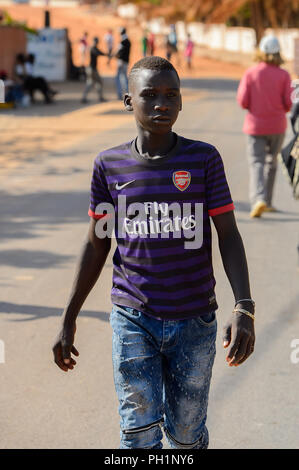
3, 28, 298, 231
78, 28, 298, 227
79, 25, 196, 104
141, 30, 155, 57
79, 26, 131, 103
2, 26, 195, 108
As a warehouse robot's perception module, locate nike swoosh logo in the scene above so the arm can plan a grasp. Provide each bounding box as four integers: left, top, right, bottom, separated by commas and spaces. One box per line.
115, 180, 135, 190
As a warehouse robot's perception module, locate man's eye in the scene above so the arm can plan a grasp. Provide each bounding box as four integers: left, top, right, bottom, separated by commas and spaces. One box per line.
141, 91, 155, 97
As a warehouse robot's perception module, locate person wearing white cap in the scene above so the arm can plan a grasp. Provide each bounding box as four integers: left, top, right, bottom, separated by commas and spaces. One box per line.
237, 35, 293, 218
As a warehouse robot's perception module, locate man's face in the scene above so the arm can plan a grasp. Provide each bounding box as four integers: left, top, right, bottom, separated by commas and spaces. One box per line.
125, 68, 182, 135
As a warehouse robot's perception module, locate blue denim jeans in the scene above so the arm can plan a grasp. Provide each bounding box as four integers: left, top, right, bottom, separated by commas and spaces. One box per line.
110, 304, 217, 449
115, 61, 128, 99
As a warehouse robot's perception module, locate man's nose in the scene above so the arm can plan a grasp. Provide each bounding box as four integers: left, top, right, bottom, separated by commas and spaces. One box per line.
154, 102, 169, 111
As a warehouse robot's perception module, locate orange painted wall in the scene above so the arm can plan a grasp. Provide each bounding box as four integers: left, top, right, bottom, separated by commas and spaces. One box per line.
0, 26, 27, 78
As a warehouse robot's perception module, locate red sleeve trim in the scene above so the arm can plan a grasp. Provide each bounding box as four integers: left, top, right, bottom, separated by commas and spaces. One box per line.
208, 203, 235, 217
88, 209, 107, 220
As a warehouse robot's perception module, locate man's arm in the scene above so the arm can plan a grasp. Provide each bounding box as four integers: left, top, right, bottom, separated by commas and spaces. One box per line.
212, 210, 255, 367
52, 218, 111, 372
96, 48, 108, 57
237, 72, 250, 110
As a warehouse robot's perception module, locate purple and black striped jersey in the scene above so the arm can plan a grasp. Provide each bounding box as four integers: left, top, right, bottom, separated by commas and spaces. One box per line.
88, 134, 234, 320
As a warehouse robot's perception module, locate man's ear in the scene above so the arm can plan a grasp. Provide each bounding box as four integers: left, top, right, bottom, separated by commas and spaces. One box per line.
179, 93, 182, 111
124, 93, 133, 112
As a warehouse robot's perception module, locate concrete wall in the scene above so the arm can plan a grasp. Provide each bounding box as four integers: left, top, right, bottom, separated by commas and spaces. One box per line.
0, 26, 26, 77
147, 19, 299, 65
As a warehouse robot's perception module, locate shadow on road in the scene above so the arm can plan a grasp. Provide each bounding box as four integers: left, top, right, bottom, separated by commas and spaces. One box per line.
181, 77, 240, 92
0, 301, 109, 323
0, 249, 73, 269
0, 190, 90, 243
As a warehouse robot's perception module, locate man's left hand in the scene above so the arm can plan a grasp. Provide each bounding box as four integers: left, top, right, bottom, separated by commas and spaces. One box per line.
223, 311, 255, 366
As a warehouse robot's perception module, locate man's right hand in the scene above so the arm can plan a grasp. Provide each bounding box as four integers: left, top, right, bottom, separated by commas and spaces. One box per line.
52, 322, 79, 372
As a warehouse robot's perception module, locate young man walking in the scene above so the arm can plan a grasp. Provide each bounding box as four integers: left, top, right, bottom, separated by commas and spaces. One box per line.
53, 56, 255, 449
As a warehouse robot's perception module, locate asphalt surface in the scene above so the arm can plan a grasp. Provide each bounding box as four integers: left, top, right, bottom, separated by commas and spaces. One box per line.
1, 78, 299, 449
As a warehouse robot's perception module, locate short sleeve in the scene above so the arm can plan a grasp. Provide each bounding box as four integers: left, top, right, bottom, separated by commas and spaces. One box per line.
88, 156, 114, 220
205, 148, 234, 217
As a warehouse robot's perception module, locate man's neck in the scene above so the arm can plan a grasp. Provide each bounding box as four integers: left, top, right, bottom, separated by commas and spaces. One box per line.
136, 130, 176, 157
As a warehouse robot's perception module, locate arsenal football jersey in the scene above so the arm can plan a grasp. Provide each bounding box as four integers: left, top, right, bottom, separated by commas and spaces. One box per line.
88, 134, 234, 320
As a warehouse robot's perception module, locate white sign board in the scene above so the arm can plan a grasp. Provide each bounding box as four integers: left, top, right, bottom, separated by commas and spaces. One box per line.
0, 80, 4, 103
27, 28, 67, 81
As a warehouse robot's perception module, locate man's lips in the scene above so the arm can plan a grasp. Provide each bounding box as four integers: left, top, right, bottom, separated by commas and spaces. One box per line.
152, 115, 171, 122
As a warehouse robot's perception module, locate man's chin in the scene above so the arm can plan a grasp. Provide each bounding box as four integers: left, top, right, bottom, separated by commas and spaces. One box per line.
145, 124, 174, 135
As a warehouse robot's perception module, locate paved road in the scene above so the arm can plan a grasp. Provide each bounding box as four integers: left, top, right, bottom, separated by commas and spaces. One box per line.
1, 78, 299, 449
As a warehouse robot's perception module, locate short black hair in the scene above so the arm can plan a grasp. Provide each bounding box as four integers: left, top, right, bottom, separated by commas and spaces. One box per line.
16, 53, 25, 63
27, 53, 35, 63
128, 56, 180, 90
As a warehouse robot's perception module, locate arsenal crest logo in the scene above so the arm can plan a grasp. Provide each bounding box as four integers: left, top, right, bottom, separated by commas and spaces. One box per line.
173, 171, 191, 191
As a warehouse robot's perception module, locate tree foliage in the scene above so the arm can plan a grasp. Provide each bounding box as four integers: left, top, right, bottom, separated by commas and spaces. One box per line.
0, 9, 38, 34
124, 0, 299, 43
126, 1, 298, 30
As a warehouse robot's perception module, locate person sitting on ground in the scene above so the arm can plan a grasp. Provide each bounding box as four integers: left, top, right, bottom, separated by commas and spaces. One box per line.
24, 54, 58, 104
14, 53, 26, 83
0, 70, 24, 106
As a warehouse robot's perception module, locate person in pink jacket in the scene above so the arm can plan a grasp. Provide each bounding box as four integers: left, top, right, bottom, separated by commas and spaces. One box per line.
237, 35, 293, 218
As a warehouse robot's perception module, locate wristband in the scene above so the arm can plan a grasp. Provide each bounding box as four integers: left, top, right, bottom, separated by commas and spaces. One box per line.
235, 298, 255, 308
233, 308, 255, 321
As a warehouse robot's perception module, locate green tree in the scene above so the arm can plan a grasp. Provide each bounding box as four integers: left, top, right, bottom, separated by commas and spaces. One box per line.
123, 0, 299, 44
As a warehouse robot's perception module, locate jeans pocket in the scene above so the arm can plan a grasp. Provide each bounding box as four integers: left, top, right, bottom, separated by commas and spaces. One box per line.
194, 311, 217, 328
114, 304, 140, 318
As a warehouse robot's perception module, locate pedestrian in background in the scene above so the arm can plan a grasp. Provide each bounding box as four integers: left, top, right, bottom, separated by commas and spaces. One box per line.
81, 37, 107, 104
237, 35, 293, 218
166, 24, 180, 67
184, 33, 194, 69
115, 27, 131, 100
141, 30, 148, 58
104, 29, 114, 66
148, 32, 155, 56
165, 34, 173, 61
79, 32, 89, 67
290, 101, 299, 135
